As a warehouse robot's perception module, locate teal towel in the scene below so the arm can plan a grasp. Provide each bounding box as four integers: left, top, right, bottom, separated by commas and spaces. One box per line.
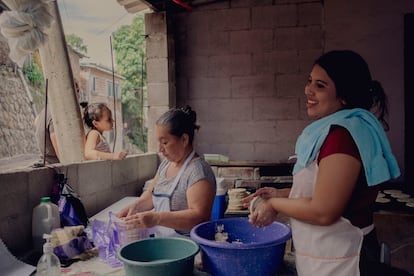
293, 108, 400, 186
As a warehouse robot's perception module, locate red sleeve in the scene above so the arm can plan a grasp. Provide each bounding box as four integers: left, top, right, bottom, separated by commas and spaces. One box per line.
318, 126, 361, 162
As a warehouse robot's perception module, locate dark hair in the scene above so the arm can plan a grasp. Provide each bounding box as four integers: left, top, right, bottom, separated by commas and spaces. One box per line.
156, 105, 200, 144
315, 50, 389, 130
83, 103, 111, 129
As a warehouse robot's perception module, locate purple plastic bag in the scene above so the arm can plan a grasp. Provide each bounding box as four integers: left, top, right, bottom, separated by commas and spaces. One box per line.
91, 212, 123, 268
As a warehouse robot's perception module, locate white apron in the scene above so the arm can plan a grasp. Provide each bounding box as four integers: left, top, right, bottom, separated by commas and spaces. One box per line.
149, 150, 195, 237
290, 161, 364, 276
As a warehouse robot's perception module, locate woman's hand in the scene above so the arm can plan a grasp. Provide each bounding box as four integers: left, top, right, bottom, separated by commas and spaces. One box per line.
123, 211, 160, 229
113, 151, 127, 160
242, 187, 279, 208
117, 202, 138, 218
248, 198, 278, 227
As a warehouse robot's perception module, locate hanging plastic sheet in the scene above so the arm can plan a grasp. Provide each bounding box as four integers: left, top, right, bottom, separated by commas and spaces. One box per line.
0, 0, 53, 67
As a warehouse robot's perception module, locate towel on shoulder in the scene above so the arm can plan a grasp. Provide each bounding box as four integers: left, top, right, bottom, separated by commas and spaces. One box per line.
293, 108, 400, 186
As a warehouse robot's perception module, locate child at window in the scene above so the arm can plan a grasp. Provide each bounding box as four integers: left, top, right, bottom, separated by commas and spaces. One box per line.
83, 103, 127, 160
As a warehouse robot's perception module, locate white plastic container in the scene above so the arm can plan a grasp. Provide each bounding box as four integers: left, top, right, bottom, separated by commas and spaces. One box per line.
32, 197, 60, 253
36, 233, 61, 276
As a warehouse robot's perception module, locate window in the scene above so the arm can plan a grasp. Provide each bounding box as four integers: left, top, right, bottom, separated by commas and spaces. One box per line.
107, 80, 121, 99
115, 83, 121, 99
89, 76, 97, 94
107, 80, 113, 97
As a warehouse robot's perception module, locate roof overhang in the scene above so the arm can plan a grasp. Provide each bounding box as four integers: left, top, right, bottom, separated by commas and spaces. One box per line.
116, 0, 227, 13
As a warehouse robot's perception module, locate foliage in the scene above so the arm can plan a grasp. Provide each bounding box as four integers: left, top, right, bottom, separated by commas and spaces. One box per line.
23, 60, 44, 87
112, 15, 147, 151
65, 34, 88, 54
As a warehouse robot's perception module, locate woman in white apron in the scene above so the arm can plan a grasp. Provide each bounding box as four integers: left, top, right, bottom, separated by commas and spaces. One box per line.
243, 51, 406, 275
117, 105, 216, 238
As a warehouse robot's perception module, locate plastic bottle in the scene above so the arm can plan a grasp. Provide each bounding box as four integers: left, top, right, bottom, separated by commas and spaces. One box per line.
36, 234, 61, 276
32, 197, 60, 253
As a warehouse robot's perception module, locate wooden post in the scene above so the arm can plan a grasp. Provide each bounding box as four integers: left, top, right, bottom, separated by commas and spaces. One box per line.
38, 0, 85, 163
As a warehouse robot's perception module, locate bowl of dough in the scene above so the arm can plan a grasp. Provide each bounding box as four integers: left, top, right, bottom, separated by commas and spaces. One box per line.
190, 217, 291, 276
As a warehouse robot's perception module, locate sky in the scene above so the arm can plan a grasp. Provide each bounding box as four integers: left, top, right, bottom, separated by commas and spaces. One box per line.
58, 0, 139, 67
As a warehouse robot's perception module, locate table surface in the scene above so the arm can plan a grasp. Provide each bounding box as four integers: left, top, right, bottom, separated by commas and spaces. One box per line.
62, 197, 297, 276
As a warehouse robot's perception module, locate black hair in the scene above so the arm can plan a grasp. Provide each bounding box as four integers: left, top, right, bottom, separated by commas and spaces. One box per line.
315, 50, 389, 130
83, 103, 111, 129
156, 105, 200, 144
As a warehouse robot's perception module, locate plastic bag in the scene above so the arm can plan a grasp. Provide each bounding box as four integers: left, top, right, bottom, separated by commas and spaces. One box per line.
51, 225, 98, 265
51, 173, 89, 227
91, 212, 148, 267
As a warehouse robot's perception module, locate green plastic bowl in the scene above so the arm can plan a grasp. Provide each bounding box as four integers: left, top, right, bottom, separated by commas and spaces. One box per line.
117, 237, 199, 276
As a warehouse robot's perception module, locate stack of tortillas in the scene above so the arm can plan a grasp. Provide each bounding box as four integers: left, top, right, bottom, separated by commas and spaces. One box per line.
227, 188, 250, 211
380, 189, 414, 208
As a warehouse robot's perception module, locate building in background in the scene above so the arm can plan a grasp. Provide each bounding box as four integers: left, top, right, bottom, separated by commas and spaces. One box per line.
80, 62, 124, 152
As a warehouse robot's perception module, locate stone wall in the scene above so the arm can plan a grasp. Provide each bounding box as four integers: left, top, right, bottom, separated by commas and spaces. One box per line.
0, 33, 40, 159
0, 65, 39, 158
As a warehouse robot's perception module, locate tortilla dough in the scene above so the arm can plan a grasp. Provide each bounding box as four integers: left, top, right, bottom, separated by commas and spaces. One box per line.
397, 197, 414, 203
390, 193, 410, 199
383, 189, 402, 195
375, 197, 390, 203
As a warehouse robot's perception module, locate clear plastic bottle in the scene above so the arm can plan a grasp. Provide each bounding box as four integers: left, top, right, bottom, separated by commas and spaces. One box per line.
32, 197, 60, 253
36, 234, 61, 276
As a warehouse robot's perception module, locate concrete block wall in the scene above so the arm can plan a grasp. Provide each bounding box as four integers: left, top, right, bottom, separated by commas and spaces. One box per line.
211, 163, 293, 191
0, 153, 159, 256
171, 1, 321, 163
146, 12, 176, 152
139, 0, 414, 176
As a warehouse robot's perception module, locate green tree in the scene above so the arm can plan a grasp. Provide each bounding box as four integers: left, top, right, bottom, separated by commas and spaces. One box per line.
112, 15, 147, 151
65, 34, 88, 54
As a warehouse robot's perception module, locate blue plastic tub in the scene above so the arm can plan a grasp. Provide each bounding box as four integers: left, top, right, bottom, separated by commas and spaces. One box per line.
117, 237, 199, 276
190, 217, 291, 276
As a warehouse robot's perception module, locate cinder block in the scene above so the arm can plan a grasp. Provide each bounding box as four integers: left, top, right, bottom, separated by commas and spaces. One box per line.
208, 9, 250, 31
146, 58, 170, 83
252, 5, 297, 28
298, 2, 323, 26
218, 167, 255, 179
147, 83, 171, 106
276, 73, 308, 98
146, 33, 168, 58
232, 75, 275, 98
253, 97, 299, 120
230, 30, 273, 54
188, 77, 231, 99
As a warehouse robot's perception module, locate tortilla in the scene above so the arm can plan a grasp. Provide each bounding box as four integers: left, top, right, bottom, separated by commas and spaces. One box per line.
376, 192, 386, 198
375, 197, 390, 203
397, 197, 414, 203
383, 189, 402, 195
390, 193, 410, 199
406, 202, 414, 208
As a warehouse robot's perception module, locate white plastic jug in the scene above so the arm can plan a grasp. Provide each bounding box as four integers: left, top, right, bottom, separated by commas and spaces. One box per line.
32, 197, 60, 253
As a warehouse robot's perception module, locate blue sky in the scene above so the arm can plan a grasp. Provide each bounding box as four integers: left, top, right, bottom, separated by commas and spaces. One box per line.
58, 0, 139, 66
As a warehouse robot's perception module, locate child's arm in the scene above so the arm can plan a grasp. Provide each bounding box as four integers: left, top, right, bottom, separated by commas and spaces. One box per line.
84, 130, 126, 160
